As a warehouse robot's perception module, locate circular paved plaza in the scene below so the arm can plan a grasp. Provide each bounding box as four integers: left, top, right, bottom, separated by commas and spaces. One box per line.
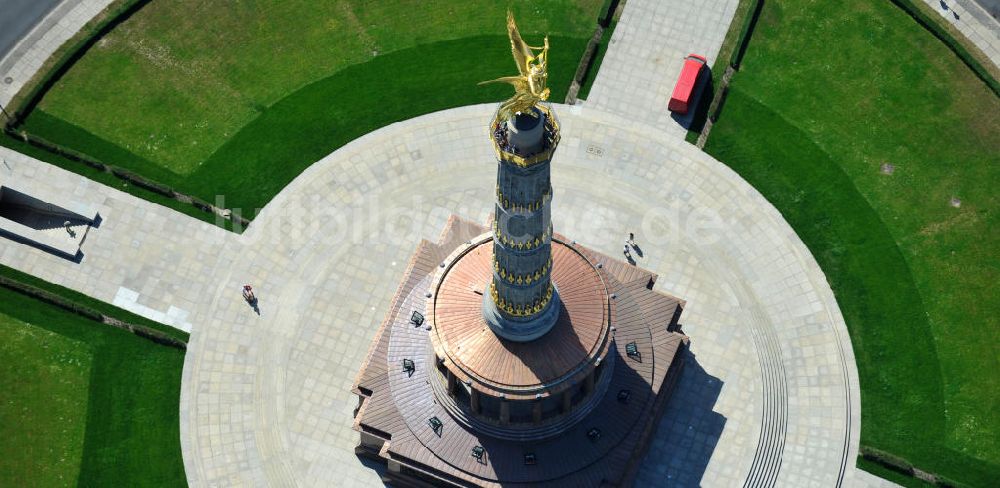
179, 104, 862, 487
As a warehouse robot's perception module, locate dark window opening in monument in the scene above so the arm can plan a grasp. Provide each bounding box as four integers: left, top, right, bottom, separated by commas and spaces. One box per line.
541, 394, 561, 420
401, 465, 443, 485
524, 452, 537, 465
433, 361, 449, 392
479, 394, 501, 420
571, 383, 587, 407
509, 400, 534, 424
454, 382, 470, 406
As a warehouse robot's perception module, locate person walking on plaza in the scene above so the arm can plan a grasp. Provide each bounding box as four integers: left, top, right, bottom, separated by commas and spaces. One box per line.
242, 284, 256, 304
242, 284, 261, 315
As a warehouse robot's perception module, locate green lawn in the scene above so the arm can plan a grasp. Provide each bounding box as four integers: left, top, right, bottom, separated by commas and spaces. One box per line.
0, 314, 91, 487
19, 0, 604, 213
703, 1, 999, 486
0, 284, 186, 486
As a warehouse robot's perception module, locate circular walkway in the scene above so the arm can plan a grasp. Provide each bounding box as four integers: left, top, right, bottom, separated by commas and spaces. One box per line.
179, 103, 862, 487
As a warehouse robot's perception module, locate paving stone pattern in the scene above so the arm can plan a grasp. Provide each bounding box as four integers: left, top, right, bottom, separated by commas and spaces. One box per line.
0, 146, 233, 329
584, 0, 740, 138
1, 103, 877, 486
923, 0, 1000, 69
0, 0, 115, 108
0, 0, 905, 484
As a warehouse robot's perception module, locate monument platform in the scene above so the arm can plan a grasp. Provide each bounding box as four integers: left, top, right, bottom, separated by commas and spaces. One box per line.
352, 216, 688, 487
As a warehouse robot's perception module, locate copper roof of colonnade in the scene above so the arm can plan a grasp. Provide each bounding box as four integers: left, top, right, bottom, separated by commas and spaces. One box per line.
352, 216, 689, 486
429, 232, 614, 399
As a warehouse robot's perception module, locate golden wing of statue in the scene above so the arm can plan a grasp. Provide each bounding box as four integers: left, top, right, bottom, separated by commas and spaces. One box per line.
507, 11, 537, 77
479, 11, 551, 120
479, 75, 529, 92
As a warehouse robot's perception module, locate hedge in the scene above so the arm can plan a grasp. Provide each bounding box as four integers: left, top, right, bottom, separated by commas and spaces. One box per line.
0, 126, 252, 229
860, 445, 972, 487
0, 274, 186, 350
598, 0, 622, 28
730, 0, 765, 69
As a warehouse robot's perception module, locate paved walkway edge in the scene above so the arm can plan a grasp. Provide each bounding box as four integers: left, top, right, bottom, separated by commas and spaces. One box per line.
921, 0, 1000, 69
0, 0, 116, 108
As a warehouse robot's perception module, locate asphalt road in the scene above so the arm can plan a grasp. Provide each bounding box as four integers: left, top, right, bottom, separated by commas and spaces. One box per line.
0, 0, 62, 61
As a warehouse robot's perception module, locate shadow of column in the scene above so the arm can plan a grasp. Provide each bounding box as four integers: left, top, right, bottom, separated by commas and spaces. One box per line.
635, 351, 726, 486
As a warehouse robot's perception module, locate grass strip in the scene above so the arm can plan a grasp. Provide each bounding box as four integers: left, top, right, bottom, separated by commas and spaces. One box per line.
151, 35, 586, 214
889, 0, 999, 97
19, 34, 588, 218
4, 0, 146, 123
706, 81, 998, 487
705, 0, 1000, 482
0, 131, 238, 231
0, 280, 186, 485
0, 264, 188, 343
576, 17, 618, 100
0, 313, 90, 486
684, 0, 759, 143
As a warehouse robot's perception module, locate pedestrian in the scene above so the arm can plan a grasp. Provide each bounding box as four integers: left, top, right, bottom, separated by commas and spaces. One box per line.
242, 284, 256, 303
628, 232, 635, 247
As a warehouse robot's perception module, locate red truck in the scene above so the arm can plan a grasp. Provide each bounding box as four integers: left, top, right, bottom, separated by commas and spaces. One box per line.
668, 54, 707, 114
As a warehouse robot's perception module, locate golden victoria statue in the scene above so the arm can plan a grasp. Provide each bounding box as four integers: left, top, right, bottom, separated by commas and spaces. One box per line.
480, 11, 550, 120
